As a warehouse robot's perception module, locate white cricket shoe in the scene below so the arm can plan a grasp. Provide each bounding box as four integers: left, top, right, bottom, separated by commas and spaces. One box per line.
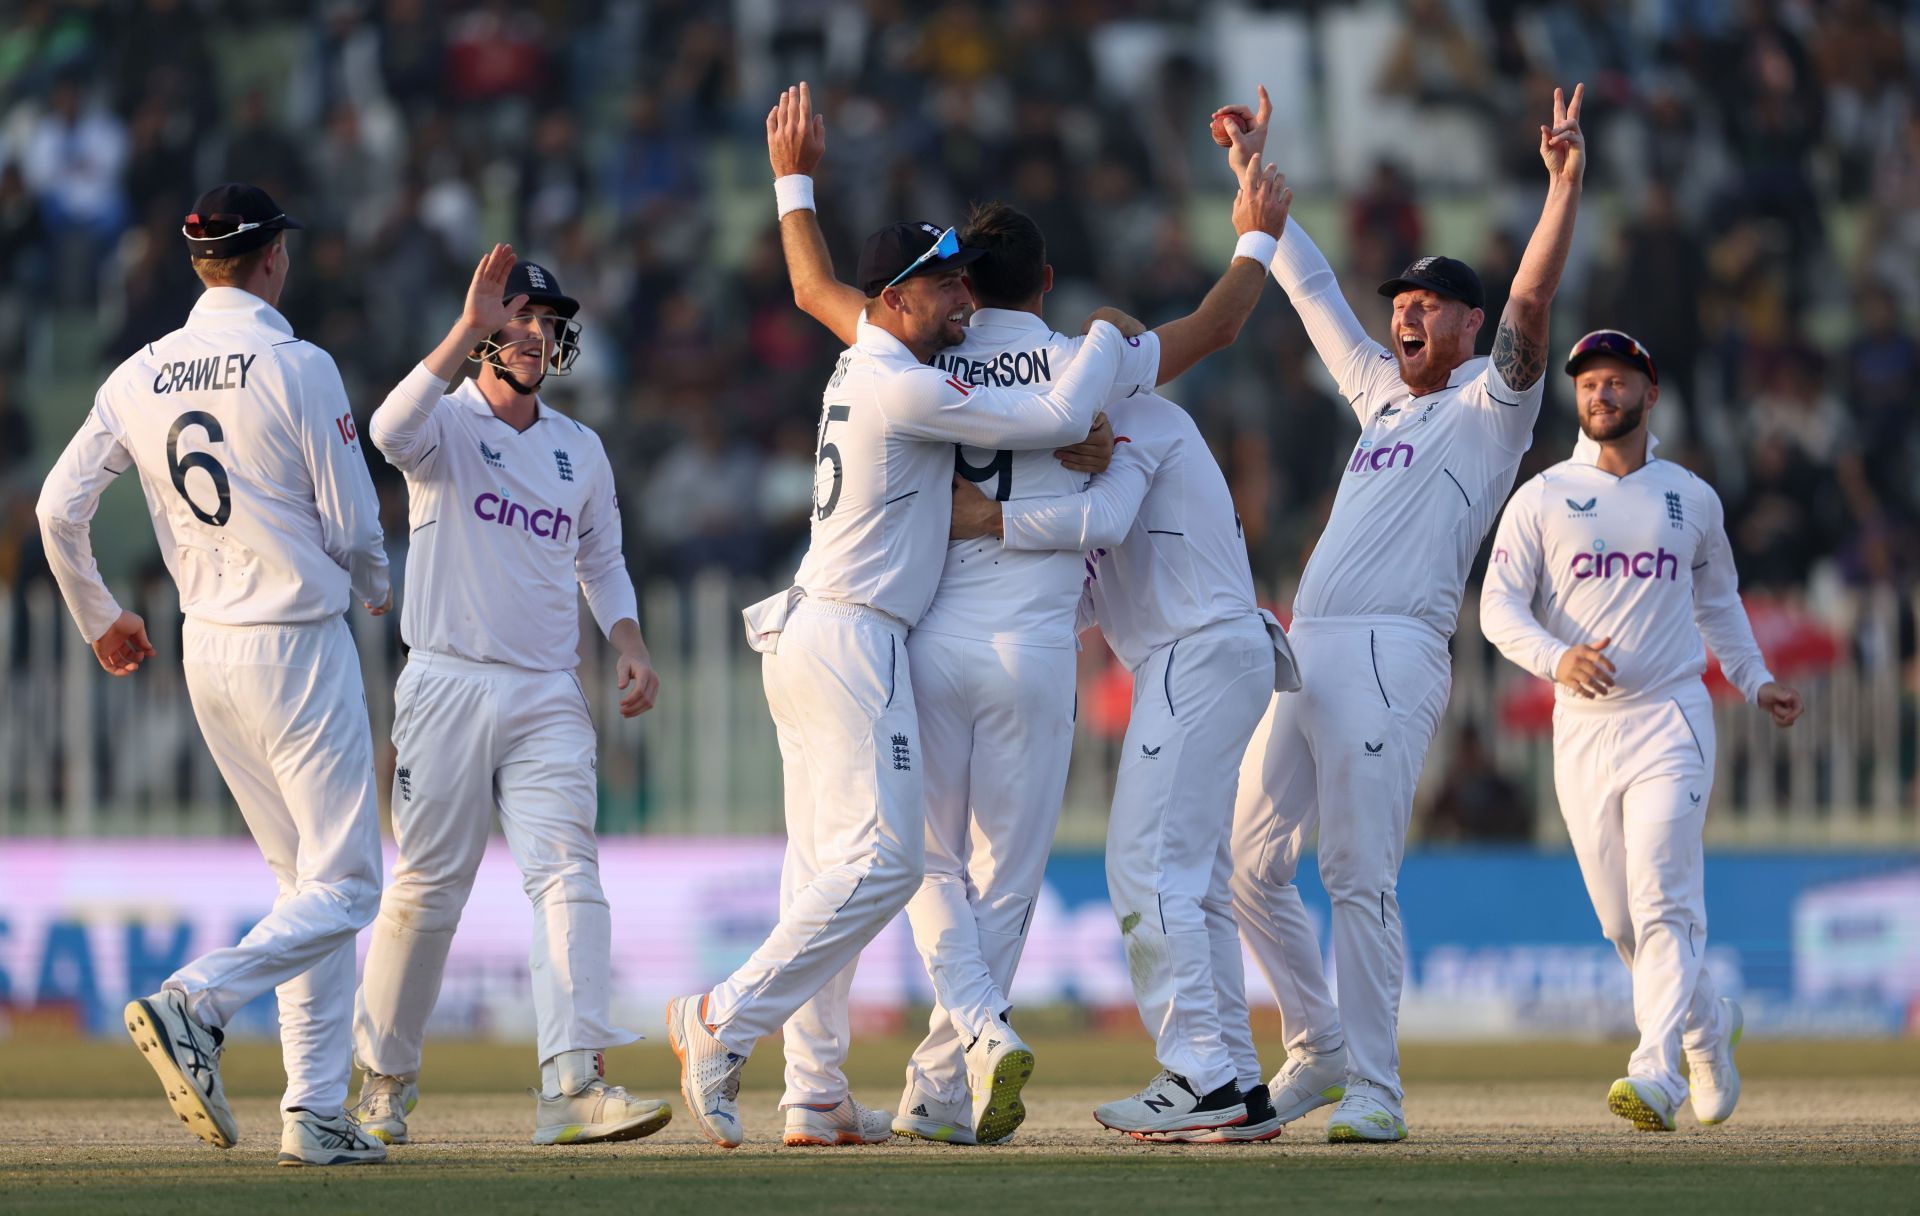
1093, 1070, 1247, 1137
1687, 997, 1744, 1125
666, 994, 746, 1148
1150, 1082, 1285, 1143
277, 1109, 388, 1167
534, 1082, 673, 1145
782, 1097, 893, 1146
124, 989, 238, 1149
1268, 1044, 1348, 1124
350, 1072, 418, 1145
964, 1016, 1035, 1144
892, 1085, 977, 1145
1608, 1076, 1677, 1131
1325, 1080, 1408, 1143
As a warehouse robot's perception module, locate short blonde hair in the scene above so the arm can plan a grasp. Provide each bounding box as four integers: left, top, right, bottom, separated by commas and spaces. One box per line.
192, 233, 281, 288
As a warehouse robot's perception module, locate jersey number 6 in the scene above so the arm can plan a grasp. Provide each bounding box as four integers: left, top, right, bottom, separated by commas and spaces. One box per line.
167, 410, 232, 527
815, 403, 848, 521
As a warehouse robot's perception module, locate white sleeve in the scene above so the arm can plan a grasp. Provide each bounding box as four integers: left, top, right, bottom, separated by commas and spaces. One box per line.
295, 352, 391, 606
575, 446, 640, 639
1269, 220, 1390, 418
1692, 488, 1774, 703
1478, 480, 1568, 682
35, 397, 134, 642
369, 362, 451, 473
884, 321, 1124, 448
1467, 359, 1547, 453
1110, 331, 1160, 402
1000, 432, 1161, 551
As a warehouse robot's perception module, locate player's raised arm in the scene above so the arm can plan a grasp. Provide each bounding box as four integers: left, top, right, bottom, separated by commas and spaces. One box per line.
35, 397, 156, 672
769, 82, 864, 347
1489, 84, 1586, 404
885, 319, 1130, 449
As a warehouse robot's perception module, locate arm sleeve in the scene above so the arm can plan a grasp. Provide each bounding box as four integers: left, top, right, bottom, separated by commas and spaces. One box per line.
885, 321, 1124, 447
1478, 481, 1568, 682
1269, 220, 1389, 417
1692, 488, 1775, 702
1109, 331, 1161, 402
34, 398, 134, 642
296, 353, 391, 606
1468, 357, 1548, 453
1000, 435, 1160, 551
575, 447, 641, 640
368, 362, 450, 472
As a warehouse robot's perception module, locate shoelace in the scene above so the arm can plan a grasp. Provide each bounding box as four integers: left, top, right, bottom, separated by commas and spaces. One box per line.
355, 1078, 406, 1118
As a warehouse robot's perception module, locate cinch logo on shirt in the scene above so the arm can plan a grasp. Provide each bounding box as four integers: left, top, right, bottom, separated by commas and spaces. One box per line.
1347, 439, 1415, 473
1571, 542, 1679, 581
474, 491, 573, 542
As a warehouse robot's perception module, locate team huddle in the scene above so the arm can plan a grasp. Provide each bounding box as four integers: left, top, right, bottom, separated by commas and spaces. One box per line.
33, 78, 1801, 1166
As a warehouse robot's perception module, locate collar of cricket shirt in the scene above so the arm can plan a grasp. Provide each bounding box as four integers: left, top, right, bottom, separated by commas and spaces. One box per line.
186, 286, 294, 337
452, 373, 555, 425
1571, 429, 1661, 467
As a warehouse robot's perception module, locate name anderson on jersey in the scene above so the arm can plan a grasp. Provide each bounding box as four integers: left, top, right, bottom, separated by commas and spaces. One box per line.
931, 346, 1053, 387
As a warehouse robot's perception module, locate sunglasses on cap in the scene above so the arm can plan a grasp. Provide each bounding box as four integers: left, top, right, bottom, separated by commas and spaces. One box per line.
182, 212, 286, 241
1565, 329, 1658, 384
883, 226, 962, 291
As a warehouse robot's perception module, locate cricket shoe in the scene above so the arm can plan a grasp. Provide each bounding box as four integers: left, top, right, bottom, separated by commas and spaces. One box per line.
1149, 1082, 1285, 1143
783, 1097, 893, 1146
124, 989, 237, 1149
1325, 1080, 1408, 1143
533, 1081, 673, 1145
277, 1109, 388, 1167
1093, 1071, 1246, 1137
1607, 1076, 1677, 1131
1269, 1044, 1348, 1125
1687, 997, 1744, 1125
965, 1016, 1035, 1144
349, 1072, 418, 1145
892, 1085, 977, 1145
666, 994, 746, 1148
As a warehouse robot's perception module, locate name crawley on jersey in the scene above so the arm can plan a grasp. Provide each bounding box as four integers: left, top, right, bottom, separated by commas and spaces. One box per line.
152, 352, 258, 394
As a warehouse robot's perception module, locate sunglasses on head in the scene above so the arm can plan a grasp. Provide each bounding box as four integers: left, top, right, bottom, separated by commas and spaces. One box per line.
884, 226, 961, 291
182, 212, 284, 241
1569, 330, 1657, 382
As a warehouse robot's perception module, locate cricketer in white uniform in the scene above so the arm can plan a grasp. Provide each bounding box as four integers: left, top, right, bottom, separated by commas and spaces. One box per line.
350, 246, 672, 1147
36, 184, 391, 1166
667, 216, 1137, 1149
1480, 329, 1802, 1132
952, 389, 1300, 1141
1215, 84, 1587, 1141
761, 82, 1291, 1145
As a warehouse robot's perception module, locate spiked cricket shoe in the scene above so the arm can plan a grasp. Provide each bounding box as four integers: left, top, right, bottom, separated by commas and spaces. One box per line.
1149, 1082, 1285, 1143
278, 1109, 388, 1166
350, 1072, 418, 1145
1687, 998, 1744, 1125
124, 990, 237, 1149
1269, 1045, 1348, 1124
892, 1085, 977, 1145
964, 1017, 1035, 1144
666, 994, 746, 1148
1094, 1071, 1247, 1137
534, 1081, 673, 1145
782, 1097, 893, 1146
1608, 1076, 1677, 1131
1326, 1081, 1408, 1142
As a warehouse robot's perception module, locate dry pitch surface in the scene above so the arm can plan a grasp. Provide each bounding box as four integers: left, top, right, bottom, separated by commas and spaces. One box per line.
3, 1035, 1916, 1214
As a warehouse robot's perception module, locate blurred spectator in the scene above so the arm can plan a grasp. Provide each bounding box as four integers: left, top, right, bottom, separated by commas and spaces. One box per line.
221, 88, 309, 210
444, 0, 549, 103
19, 68, 127, 304
640, 412, 764, 581
1843, 282, 1919, 521
1585, 182, 1706, 429
1346, 161, 1423, 286
1423, 723, 1532, 842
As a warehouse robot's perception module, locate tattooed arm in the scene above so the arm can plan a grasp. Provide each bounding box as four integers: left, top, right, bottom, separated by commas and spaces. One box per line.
1491, 84, 1586, 403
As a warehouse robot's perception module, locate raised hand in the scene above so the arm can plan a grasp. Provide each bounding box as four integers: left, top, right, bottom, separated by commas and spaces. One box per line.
1233, 153, 1291, 239
768, 81, 827, 179
1211, 84, 1272, 178
1539, 83, 1586, 188
462, 243, 528, 336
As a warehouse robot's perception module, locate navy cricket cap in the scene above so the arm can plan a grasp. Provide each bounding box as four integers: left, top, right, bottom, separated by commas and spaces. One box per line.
1565, 329, 1658, 384
856, 221, 986, 296
1378, 255, 1485, 312
183, 183, 302, 258
504, 260, 580, 318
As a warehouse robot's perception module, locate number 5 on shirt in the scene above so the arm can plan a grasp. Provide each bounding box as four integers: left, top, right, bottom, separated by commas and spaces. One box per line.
815, 404, 849, 520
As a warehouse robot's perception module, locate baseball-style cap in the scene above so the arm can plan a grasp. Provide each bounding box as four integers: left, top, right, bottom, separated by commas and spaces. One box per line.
1565, 329, 1658, 384
504, 260, 580, 318
182, 183, 303, 258
856, 221, 986, 296
1378, 255, 1484, 312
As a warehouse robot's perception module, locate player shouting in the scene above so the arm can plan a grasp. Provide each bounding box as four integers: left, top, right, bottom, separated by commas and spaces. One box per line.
1480, 330, 1801, 1131
1220, 83, 1586, 1142
350, 245, 672, 1147
37, 183, 392, 1166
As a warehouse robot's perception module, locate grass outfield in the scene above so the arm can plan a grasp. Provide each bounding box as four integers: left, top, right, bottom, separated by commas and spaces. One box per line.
2, 1033, 1916, 1214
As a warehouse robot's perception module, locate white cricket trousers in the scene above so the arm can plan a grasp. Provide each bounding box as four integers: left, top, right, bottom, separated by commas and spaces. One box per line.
1108, 615, 1275, 1097
1231, 616, 1451, 1108
898, 630, 1076, 1106
1555, 682, 1726, 1108
170, 616, 382, 1118
706, 600, 925, 1104
353, 650, 635, 1078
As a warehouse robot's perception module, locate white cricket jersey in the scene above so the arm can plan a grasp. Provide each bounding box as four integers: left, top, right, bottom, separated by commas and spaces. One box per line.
36, 287, 389, 641
1269, 223, 1543, 637
369, 363, 637, 673
1479, 434, 1775, 707
787, 315, 1131, 626
913, 308, 1161, 649
1000, 394, 1259, 672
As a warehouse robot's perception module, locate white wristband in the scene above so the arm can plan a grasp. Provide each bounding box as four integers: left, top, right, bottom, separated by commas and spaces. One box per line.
774, 174, 816, 218
1233, 230, 1279, 267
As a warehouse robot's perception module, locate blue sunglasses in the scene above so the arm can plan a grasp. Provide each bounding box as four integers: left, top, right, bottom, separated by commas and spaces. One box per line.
884, 227, 962, 291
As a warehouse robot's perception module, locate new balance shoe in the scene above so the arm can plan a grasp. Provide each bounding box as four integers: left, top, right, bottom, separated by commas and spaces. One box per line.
277, 1109, 388, 1167
124, 989, 238, 1149
892, 1085, 977, 1145
666, 994, 746, 1148
533, 1066, 673, 1145
1325, 1080, 1408, 1143
1093, 1071, 1247, 1137
1152, 1082, 1285, 1143
1687, 997, 1743, 1125
350, 1072, 418, 1145
1607, 1076, 1677, 1131
964, 1016, 1034, 1144
1269, 1044, 1348, 1124
783, 1097, 893, 1146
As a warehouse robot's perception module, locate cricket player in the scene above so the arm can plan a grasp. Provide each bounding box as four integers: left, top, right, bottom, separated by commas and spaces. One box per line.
349, 245, 671, 1147
1480, 329, 1802, 1131
765, 82, 1286, 1144
1219, 83, 1587, 1141
667, 211, 1148, 1150
36, 183, 392, 1166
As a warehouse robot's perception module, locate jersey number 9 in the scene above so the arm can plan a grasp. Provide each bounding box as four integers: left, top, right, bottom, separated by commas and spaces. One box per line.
167, 410, 232, 527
